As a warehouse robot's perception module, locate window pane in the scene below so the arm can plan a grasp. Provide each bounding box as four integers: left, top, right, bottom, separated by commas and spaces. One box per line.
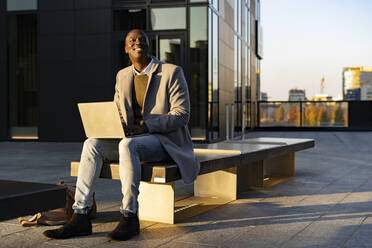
159, 39, 182, 65
208, 8, 212, 102
7, 0, 37, 11
113, 9, 146, 31
212, 12, 219, 138
245, 5, 250, 43
8, 14, 38, 139
245, 101, 251, 129
190, 7, 208, 139
234, 0, 241, 34
212, 12, 218, 101
151, 8, 186, 30
245, 46, 251, 100
212, 0, 218, 10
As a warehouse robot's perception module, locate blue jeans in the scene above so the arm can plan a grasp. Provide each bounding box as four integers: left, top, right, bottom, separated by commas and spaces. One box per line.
72, 135, 170, 216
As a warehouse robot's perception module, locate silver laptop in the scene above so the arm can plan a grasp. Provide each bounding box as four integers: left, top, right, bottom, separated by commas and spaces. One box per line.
78, 101, 126, 138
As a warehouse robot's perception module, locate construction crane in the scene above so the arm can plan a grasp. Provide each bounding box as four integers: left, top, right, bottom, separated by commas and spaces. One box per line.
320, 77, 325, 94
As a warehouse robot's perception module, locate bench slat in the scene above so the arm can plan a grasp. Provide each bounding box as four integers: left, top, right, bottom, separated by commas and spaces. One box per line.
70, 138, 315, 183
71, 161, 181, 183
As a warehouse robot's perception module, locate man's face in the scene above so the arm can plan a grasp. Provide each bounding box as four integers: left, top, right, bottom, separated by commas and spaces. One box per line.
125, 30, 149, 61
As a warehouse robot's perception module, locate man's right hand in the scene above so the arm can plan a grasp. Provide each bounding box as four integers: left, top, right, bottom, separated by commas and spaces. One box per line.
124, 124, 149, 136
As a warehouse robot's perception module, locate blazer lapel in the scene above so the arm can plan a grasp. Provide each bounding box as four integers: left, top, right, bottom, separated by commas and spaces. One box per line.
142, 58, 160, 115
122, 68, 134, 125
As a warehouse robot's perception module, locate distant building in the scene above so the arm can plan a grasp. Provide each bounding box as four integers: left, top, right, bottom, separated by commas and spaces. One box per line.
344, 88, 361, 101
333, 93, 344, 101
312, 94, 333, 101
260, 92, 268, 101
343, 67, 372, 100
288, 88, 307, 101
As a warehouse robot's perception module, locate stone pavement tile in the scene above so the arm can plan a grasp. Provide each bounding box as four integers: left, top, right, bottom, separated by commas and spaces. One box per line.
333, 192, 372, 214
289, 177, 330, 189
326, 204, 372, 219
265, 180, 326, 196
211, 200, 288, 224
0, 218, 29, 237
281, 200, 340, 217
343, 228, 372, 248
238, 190, 270, 201
0, 223, 25, 237
239, 187, 282, 200
174, 198, 281, 227
357, 177, 372, 189
168, 219, 254, 247
42, 232, 111, 248
222, 221, 312, 248
38, 242, 78, 248
119, 222, 195, 248
288, 213, 365, 242
296, 191, 350, 206
282, 236, 342, 248
331, 173, 372, 188
343, 215, 372, 248
260, 194, 308, 207
159, 241, 218, 248
255, 205, 324, 226
0, 225, 57, 248
89, 241, 140, 248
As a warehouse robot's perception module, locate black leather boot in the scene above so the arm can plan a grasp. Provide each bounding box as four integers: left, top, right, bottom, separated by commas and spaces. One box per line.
106, 213, 140, 241
43, 213, 92, 239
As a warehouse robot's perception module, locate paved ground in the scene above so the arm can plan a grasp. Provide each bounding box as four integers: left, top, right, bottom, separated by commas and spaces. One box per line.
1, 131, 372, 248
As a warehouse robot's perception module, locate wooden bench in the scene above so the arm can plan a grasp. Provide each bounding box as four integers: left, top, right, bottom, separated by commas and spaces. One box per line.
0, 180, 66, 221
71, 137, 314, 224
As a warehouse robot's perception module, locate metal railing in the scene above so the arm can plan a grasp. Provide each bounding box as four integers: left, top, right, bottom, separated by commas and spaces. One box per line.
258, 101, 348, 127
225, 102, 249, 139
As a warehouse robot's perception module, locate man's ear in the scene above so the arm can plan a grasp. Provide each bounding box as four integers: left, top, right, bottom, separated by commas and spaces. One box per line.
124, 44, 129, 54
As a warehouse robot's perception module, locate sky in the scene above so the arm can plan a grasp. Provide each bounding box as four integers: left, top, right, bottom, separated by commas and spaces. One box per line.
260, 0, 372, 100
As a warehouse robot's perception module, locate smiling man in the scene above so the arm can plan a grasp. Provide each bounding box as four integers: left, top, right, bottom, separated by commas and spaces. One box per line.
43, 29, 200, 241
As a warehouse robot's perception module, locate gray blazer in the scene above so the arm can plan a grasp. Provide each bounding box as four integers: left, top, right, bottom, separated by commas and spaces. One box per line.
114, 57, 200, 184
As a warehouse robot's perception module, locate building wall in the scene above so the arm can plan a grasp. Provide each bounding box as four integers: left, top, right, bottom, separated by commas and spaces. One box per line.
217, 0, 259, 138
343, 67, 372, 101
1, 0, 260, 142
218, 0, 235, 138
250, 0, 259, 127
0, 1, 7, 140
37, 0, 112, 141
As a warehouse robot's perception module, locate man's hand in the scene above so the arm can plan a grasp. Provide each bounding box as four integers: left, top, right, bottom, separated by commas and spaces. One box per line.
124, 124, 149, 136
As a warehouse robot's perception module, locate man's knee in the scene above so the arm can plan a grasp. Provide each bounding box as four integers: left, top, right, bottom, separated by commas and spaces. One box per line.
119, 137, 136, 153
83, 138, 101, 150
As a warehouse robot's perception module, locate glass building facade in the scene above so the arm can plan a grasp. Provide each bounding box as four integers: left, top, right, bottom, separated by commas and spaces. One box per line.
0, 0, 262, 142
343, 67, 372, 101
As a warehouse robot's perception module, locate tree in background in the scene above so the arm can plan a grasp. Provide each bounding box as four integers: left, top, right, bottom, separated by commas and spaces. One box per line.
333, 105, 345, 126
276, 105, 284, 122
318, 106, 330, 126
304, 104, 318, 126
288, 105, 300, 126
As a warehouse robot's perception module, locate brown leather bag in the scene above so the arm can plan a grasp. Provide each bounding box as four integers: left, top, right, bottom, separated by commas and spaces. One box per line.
19, 181, 97, 226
